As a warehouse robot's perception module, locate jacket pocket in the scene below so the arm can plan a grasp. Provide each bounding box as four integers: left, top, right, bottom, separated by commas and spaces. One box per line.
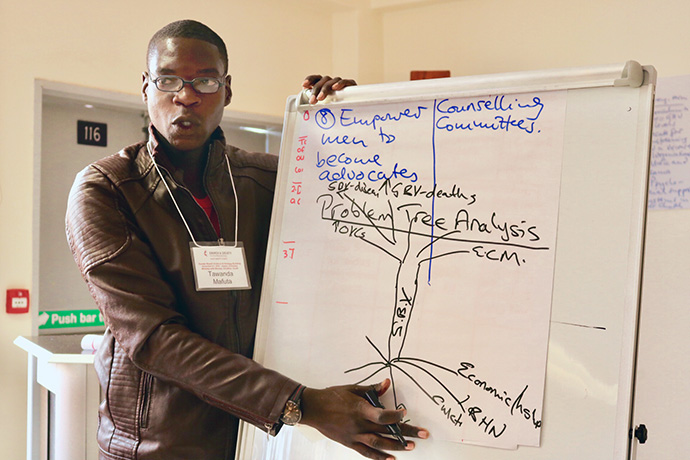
103, 341, 140, 457
139, 371, 154, 430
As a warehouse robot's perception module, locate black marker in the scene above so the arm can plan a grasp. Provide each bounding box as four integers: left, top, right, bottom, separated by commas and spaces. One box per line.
364, 388, 407, 447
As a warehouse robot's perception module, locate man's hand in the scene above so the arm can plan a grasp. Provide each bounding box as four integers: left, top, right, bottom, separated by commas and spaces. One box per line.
303, 75, 357, 104
299, 379, 429, 460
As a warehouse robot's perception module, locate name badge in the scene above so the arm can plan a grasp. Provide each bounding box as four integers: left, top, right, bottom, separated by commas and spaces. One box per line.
189, 242, 251, 291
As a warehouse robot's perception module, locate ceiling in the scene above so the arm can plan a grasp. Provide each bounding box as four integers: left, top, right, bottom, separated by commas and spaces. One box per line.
291, 0, 457, 13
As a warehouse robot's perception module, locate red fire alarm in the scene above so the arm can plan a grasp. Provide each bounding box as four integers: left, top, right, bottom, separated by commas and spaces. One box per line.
6, 289, 30, 314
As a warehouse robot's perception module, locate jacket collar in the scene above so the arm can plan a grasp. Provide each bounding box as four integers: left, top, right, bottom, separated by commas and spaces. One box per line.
145, 124, 228, 173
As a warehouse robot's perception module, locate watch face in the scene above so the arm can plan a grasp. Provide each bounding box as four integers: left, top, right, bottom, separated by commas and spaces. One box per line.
281, 400, 302, 425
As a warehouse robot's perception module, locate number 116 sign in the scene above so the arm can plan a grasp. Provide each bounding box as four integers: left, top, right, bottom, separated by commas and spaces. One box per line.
77, 120, 107, 147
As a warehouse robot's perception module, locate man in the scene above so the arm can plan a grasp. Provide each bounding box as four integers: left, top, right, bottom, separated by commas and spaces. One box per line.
66, 19, 428, 460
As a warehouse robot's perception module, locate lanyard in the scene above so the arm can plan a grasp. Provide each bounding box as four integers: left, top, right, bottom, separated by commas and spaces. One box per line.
146, 142, 240, 248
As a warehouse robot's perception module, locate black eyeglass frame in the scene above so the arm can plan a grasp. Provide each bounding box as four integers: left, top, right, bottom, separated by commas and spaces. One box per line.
148, 74, 228, 94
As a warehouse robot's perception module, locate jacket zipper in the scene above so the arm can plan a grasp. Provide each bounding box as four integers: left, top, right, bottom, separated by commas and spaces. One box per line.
201, 394, 278, 435
204, 158, 243, 356
160, 159, 243, 354
201, 146, 224, 241
139, 372, 153, 429
155, 162, 219, 241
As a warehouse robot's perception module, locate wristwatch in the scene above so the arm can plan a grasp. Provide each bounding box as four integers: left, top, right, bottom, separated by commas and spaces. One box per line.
280, 385, 305, 426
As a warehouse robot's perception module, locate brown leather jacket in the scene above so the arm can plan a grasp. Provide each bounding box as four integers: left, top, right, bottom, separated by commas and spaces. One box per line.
66, 127, 298, 460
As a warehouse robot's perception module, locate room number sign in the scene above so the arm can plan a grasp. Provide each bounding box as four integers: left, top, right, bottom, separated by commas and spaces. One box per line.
77, 120, 107, 147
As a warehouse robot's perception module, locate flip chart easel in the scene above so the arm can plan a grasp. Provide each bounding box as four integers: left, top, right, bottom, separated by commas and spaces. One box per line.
237, 61, 655, 460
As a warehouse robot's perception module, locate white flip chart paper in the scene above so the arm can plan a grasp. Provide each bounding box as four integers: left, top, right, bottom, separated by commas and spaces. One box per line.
262, 90, 567, 448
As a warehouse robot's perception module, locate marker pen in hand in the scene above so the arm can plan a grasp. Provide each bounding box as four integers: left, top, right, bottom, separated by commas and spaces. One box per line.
364, 389, 408, 447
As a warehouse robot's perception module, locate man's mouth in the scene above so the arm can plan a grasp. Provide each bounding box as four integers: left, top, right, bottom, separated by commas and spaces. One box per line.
172, 116, 199, 129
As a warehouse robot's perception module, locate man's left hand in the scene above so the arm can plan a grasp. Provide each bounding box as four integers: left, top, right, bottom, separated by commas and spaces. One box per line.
303, 75, 357, 104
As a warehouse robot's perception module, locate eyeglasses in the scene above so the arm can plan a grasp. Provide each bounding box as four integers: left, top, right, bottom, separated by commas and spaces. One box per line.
149, 74, 226, 94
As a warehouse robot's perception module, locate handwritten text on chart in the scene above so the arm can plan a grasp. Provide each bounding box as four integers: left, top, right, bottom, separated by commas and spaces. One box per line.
313, 95, 547, 184
650, 81, 690, 209
430, 361, 542, 439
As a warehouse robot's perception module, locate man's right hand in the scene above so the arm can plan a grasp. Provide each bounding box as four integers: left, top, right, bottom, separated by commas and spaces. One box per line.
299, 379, 429, 460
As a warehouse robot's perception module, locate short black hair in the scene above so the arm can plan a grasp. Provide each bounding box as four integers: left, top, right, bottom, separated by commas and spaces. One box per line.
147, 19, 228, 73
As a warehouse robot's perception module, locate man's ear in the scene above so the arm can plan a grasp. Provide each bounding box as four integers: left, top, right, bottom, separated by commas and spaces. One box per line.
224, 75, 232, 106
142, 71, 149, 103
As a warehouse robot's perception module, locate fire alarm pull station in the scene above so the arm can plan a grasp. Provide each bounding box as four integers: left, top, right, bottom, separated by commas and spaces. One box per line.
6, 289, 30, 314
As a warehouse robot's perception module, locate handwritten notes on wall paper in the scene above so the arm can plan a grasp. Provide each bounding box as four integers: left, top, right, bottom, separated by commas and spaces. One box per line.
650, 75, 690, 209
262, 91, 567, 449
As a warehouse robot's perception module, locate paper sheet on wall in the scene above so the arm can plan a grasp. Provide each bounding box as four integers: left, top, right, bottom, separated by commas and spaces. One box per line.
649, 75, 690, 210
261, 90, 567, 449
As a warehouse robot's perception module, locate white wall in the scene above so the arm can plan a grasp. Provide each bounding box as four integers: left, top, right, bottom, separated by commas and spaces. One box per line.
381, 0, 690, 81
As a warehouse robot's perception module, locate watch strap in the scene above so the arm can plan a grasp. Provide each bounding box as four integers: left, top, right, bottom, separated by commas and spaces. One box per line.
280, 384, 305, 426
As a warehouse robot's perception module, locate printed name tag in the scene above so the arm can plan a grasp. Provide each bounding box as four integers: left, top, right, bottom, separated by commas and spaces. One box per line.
190, 242, 251, 291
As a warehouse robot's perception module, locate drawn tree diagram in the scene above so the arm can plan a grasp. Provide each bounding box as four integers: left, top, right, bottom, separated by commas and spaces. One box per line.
272, 95, 564, 445
315, 170, 549, 421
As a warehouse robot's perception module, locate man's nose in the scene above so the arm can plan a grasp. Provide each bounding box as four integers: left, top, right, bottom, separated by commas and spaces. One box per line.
173, 83, 201, 106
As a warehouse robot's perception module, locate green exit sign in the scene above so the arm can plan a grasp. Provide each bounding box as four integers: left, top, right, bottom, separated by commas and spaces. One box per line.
38, 309, 105, 329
